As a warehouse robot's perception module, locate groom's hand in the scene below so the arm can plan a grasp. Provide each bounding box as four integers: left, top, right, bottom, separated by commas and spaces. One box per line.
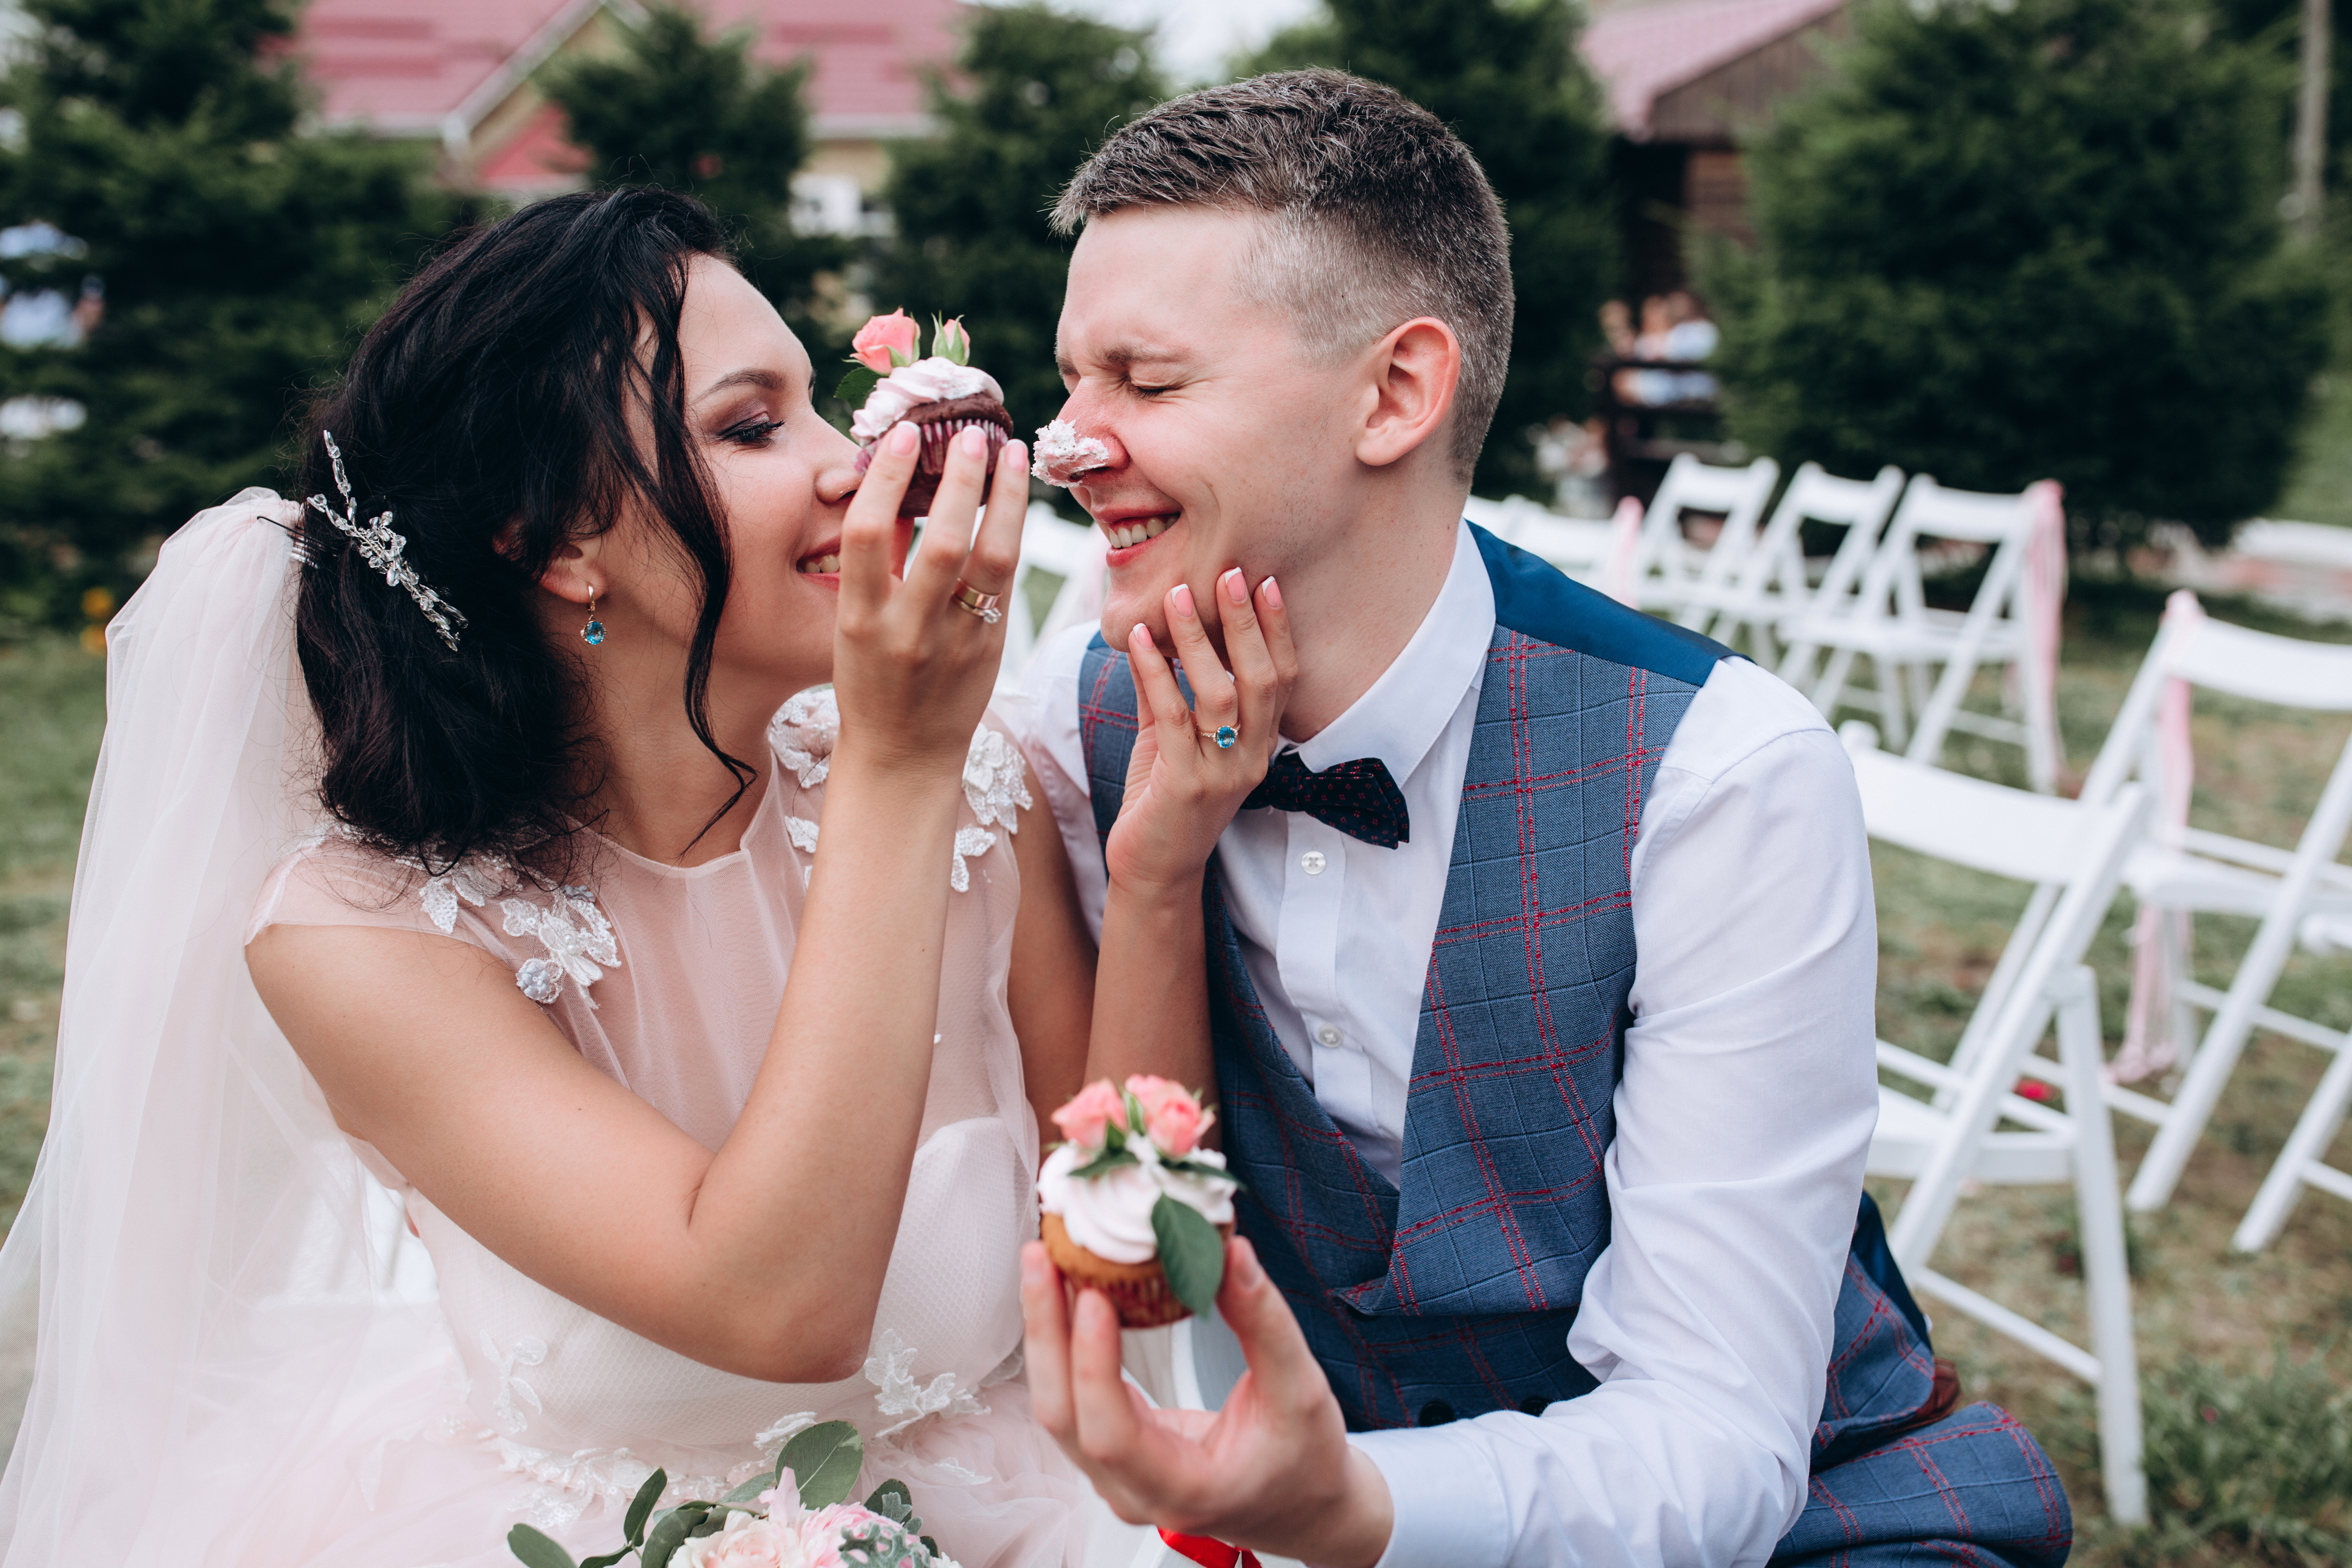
1020, 1234, 1393, 1568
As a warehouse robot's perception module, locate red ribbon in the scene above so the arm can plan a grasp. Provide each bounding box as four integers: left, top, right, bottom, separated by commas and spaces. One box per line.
1158, 1528, 1263, 1568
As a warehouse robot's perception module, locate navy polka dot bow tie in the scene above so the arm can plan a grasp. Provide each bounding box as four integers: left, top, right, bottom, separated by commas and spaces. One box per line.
1241, 752, 1411, 849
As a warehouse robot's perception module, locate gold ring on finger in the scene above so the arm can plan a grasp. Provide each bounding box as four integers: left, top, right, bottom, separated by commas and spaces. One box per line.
951, 581, 1003, 624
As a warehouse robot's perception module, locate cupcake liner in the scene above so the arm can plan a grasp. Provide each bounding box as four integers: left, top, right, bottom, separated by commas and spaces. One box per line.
1039, 1211, 1232, 1330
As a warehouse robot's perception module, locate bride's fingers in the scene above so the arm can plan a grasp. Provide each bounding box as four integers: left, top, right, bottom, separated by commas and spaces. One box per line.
899, 426, 994, 611
1211, 569, 1283, 755
1128, 621, 1205, 776
1164, 583, 1238, 737
961, 438, 1027, 596
840, 421, 920, 617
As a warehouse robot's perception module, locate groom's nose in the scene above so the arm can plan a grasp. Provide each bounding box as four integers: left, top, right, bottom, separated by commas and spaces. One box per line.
1051, 391, 1127, 475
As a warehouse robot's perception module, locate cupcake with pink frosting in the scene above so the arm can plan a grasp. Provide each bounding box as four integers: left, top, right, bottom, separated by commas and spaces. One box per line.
839, 310, 1014, 518
1038, 1076, 1240, 1327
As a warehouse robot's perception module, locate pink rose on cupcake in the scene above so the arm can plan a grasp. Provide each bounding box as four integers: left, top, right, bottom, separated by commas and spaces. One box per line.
1127, 1075, 1212, 1156
851, 309, 919, 372
1051, 1079, 1128, 1148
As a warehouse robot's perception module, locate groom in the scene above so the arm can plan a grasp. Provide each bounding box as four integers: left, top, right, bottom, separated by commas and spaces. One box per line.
1016, 70, 2070, 1568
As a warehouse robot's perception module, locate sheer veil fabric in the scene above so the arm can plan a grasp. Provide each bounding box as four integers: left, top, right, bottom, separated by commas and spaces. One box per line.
0, 493, 1127, 1566
0, 490, 419, 1559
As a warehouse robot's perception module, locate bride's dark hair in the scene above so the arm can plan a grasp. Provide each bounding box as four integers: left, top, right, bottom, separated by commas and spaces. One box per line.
294, 187, 750, 875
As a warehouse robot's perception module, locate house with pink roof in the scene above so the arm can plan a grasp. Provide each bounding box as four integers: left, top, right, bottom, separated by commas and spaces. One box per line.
294, 0, 964, 224
1581, 0, 1852, 295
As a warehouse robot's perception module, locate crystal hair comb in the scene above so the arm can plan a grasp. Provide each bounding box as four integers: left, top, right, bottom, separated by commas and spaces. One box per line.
304, 430, 468, 652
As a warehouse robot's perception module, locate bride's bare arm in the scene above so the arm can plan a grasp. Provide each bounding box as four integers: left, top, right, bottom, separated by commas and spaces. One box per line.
249, 428, 1023, 1386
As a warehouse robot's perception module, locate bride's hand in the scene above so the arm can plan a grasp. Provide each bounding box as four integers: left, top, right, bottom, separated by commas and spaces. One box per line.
831, 422, 1028, 773
1106, 568, 1296, 896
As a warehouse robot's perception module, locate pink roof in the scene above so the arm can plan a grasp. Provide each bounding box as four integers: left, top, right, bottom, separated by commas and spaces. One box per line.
1580, 0, 1846, 139
296, 0, 964, 137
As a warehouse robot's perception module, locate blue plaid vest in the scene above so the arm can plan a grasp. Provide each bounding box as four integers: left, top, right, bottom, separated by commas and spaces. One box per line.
1078, 525, 1944, 1462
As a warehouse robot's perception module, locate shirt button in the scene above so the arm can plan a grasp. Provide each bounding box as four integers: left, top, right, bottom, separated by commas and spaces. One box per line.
1316, 1025, 1343, 1047
1300, 850, 1327, 875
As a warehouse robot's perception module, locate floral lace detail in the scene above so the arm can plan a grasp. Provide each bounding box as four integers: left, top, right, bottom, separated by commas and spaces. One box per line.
962, 725, 1032, 831
949, 826, 996, 893
785, 815, 820, 852
419, 854, 512, 936
770, 688, 838, 787
864, 1327, 987, 1438
495, 1410, 815, 1530
503, 885, 620, 1007
481, 1330, 547, 1436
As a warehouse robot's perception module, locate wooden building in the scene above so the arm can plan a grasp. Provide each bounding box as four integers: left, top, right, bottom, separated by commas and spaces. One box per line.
1581, 0, 1853, 298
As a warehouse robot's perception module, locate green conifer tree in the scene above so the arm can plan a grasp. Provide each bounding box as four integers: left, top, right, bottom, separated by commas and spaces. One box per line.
874, 4, 1167, 435
1713, 0, 2332, 549
0, 0, 459, 629
1245, 0, 1619, 496
541, 4, 839, 336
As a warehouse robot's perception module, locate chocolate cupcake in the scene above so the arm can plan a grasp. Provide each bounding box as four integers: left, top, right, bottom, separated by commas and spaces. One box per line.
843, 313, 1014, 519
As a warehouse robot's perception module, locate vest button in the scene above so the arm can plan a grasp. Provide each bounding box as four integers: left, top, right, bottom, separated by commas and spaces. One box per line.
1520, 1396, 1550, 1417
1416, 1401, 1455, 1427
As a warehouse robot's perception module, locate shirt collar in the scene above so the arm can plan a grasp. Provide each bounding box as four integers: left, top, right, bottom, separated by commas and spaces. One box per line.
1295, 520, 1495, 781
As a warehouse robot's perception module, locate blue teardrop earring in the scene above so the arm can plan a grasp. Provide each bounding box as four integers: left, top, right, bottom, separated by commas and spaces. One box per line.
581, 587, 606, 647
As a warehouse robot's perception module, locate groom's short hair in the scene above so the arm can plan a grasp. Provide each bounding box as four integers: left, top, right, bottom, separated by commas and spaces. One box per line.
1052, 69, 1513, 480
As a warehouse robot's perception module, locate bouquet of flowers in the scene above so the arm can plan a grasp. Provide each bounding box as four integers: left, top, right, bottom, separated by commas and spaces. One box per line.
506, 1420, 957, 1568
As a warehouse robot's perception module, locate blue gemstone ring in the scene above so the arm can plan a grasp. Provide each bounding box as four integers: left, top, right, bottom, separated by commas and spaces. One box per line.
1213, 724, 1238, 750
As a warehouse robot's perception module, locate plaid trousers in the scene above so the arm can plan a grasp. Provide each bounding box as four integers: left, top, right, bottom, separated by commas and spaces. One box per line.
1074, 526, 2070, 1564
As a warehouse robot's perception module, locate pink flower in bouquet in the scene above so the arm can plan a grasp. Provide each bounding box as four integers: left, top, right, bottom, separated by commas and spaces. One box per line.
1051, 1079, 1128, 1149
670, 1510, 792, 1567
1127, 1075, 1209, 1156
852, 310, 919, 371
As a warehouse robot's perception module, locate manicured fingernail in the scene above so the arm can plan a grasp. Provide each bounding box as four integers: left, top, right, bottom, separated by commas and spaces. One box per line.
887, 422, 918, 454
1170, 583, 1196, 619
958, 425, 985, 456
1002, 439, 1026, 471
1223, 568, 1247, 606
1262, 576, 1281, 610
1233, 1238, 1264, 1290
1129, 621, 1152, 649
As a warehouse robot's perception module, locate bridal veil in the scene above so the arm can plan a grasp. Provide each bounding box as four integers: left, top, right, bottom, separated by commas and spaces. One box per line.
0, 491, 439, 1561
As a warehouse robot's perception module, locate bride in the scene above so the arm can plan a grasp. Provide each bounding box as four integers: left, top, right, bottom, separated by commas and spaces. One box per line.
0, 188, 1287, 1566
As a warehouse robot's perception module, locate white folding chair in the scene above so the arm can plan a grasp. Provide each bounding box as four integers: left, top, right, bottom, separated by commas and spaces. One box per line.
1465, 492, 1630, 596
1624, 453, 1780, 624
1848, 730, 2151, 1524
1678, 461, 1905, 664
996, 502, 1105, 693
2055, 593, 2352, 1247
1782, 478, 2064, 792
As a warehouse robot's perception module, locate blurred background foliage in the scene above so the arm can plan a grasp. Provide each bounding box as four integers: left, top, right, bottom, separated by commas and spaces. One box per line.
541, 4, 846, 350
1706, 0, 2333, 555
0, 0, 2344, 628
0, 0, 464, 637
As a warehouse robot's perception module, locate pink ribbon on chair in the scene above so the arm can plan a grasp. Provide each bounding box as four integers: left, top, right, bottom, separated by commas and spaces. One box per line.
2017, 480, 2068, 771
2112, 590, 2204, 1085
1601, 494, 1643, 607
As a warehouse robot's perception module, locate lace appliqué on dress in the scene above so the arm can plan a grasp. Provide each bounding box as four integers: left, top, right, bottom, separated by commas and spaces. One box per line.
419, 855, 511, 936
503, 886, 619, 1007
770, 688, 838, 787
864, 1327, 987, 1438
496, 1412, 816, 1531
785, 816, 820, 852
948, 726, 1033, 893
481, 1331, 547, 1437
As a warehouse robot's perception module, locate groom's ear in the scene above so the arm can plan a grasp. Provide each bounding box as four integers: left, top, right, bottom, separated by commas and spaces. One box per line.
1354, 316, 1461, 472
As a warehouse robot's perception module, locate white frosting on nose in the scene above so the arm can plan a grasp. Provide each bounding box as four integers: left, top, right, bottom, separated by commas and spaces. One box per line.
1031, 419, 1113, 487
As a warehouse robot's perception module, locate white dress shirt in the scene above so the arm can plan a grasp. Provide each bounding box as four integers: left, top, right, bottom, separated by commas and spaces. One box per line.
1016, 522, 1879, 1568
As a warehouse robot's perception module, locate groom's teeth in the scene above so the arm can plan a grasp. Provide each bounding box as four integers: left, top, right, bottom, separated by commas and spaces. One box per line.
1105, 517, 1173, 549
798, 554, 841, 574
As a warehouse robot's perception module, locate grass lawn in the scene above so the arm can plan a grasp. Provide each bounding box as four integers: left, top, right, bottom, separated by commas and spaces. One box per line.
0, 597, 2349, 1557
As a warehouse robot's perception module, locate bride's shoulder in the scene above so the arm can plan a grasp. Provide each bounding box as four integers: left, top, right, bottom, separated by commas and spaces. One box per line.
247, 826, 519, 945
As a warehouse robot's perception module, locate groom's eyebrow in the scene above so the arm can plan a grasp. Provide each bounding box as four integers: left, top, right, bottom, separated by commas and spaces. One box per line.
696, 368, 788, 401
1056, 340, 1187, 379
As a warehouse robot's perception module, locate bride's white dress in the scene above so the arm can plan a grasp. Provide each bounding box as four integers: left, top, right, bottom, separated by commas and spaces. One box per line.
237, 694, 1116, 1567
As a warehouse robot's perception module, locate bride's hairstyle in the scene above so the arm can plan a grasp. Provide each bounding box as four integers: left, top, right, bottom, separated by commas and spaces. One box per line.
294, 187, 750, 875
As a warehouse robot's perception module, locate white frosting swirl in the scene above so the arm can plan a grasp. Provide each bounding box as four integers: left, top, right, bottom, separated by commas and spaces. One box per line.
851, 356, 1006, 443
1038, 1138, 1237, 1265
1030, 419, 1111, 486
